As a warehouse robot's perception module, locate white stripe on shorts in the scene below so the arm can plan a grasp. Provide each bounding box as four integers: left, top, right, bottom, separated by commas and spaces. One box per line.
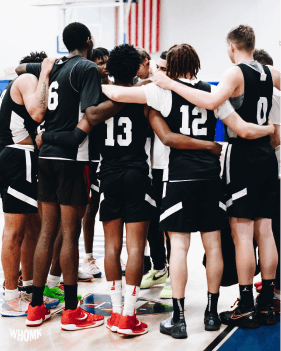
219, 201, 227, 211
226, 144, 232, 185
145, 194, 156, 207
160, 202, 183, 222
25, 150, 31, 183
7, 187, 37, 208
100, 192, 105, 202
162, 182, 167, 198
91, 184, 99, 193
232, 188, 247, 201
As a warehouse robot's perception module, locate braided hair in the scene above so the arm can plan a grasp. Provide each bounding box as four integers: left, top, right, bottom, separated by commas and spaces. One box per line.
166, 44, 200, 80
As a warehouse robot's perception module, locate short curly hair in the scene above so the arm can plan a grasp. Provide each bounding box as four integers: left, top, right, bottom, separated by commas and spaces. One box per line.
63, 22, 91, 52
106, 44, 141, 81
253, 49, 273, 66
20, 51, 47, 64
227, 24, 255, 52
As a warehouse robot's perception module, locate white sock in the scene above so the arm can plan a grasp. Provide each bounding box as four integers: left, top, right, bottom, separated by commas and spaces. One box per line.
108, 280, 122, 314
84, 253, 93, 260
5, 288, 19, 300
46, 275, 60, 289
123, 284, 140, 316
23, 280, 33, 287
144, 244, 149, 256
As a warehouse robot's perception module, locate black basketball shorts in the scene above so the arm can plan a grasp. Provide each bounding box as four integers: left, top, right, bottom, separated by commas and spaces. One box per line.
0, 147, 38, 214
37, 158, 88, 206
99, 169, 156, 223
159, 179, 226, 233
222, 143, 278, 220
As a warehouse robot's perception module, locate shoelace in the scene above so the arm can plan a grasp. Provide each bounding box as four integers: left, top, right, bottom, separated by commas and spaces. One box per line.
87, 258, 100, 270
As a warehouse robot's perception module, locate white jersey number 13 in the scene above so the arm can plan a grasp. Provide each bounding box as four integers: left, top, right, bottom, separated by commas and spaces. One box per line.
105, 117, 132, 146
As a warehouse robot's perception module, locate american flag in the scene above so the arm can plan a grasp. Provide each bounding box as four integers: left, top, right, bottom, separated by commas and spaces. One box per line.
115, 0, 161, 54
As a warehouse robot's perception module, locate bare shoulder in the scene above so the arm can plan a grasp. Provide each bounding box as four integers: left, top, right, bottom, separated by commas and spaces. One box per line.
222, 66, 243, 82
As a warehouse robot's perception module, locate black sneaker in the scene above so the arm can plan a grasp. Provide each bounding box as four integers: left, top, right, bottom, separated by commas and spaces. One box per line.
160, 316, 187, 339
204, 312, 221, 331
256, 299, 275, 325
219, 299, 259, 328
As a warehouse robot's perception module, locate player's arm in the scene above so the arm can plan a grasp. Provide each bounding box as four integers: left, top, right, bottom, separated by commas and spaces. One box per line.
14, 58, 55, 123
37, 100, 126, 148
102, 84, 147, 104
147, 107, 222, 156
221, 110, 274, 139
153, 68, 240, 110
271, 125, 280, 149
15, 64, 28, 76
268, 66, 281, 91
85, 100, 125, 126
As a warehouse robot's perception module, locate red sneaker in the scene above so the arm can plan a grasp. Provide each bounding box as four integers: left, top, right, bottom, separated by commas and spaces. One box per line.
26, 303, 51, 327
106, 311, 121, 332
61, 307, 104, 331
255, 281, 262, 288
117, 314, 148, 336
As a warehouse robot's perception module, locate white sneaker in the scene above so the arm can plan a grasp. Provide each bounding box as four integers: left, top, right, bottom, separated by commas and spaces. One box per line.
20, 291, 60, 309
78, 268, 94, 282
82, 257, 102, 278
121, 258, 126, 275
1, 294, 29, 317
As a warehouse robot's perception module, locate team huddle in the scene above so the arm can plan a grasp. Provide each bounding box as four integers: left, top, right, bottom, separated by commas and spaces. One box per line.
0, 22, 280, 339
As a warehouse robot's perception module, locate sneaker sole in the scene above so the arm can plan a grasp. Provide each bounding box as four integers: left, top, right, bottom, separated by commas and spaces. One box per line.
106, 323, 118, 332
160, 327, 187, 339
78, 277, 94, 282
26, 313, 51, 327
61, 319, 104, 331
117, 328, 148, 336
221, 319, 259, 328
93, 272, 102, 278
1, 312, 27, 317
205, 324, 221, 331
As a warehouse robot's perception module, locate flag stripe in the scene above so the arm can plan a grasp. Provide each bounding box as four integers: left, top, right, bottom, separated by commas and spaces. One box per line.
128, 6, 132, 44
156, 0, 160, 52
142, 0, 146, 48
135, 1, 139, 46
149, 0, 153, 53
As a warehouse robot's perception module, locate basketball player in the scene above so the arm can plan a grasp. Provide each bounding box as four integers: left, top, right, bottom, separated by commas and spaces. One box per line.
0, 56, 56, 316
16, 22, 123, 330
253, 49, 280, 313
153, 25, 280, 328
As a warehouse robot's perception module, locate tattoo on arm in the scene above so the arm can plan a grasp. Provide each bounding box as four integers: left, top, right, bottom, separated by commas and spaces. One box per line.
37, 82, 48, 109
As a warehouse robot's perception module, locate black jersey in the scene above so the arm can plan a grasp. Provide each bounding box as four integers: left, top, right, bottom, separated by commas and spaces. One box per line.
97, 103, 150, 179
26, 55, 101, 160
164, 80, 220, 181
228, 63, 273, 146
0, 80, 39, 146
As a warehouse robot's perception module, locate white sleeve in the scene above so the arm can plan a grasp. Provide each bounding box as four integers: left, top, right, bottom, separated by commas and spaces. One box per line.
269, 88, 281, 125
142, 83, 172, 117
210, 85, 234, 120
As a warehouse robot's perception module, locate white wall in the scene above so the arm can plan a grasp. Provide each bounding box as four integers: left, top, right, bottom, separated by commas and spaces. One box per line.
154, 0, 280, 81
0, 0, 280, 81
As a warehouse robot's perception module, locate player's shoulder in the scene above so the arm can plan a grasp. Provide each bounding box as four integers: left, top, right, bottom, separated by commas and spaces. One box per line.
73, 57, 99, 72
14, 73, 38, 88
